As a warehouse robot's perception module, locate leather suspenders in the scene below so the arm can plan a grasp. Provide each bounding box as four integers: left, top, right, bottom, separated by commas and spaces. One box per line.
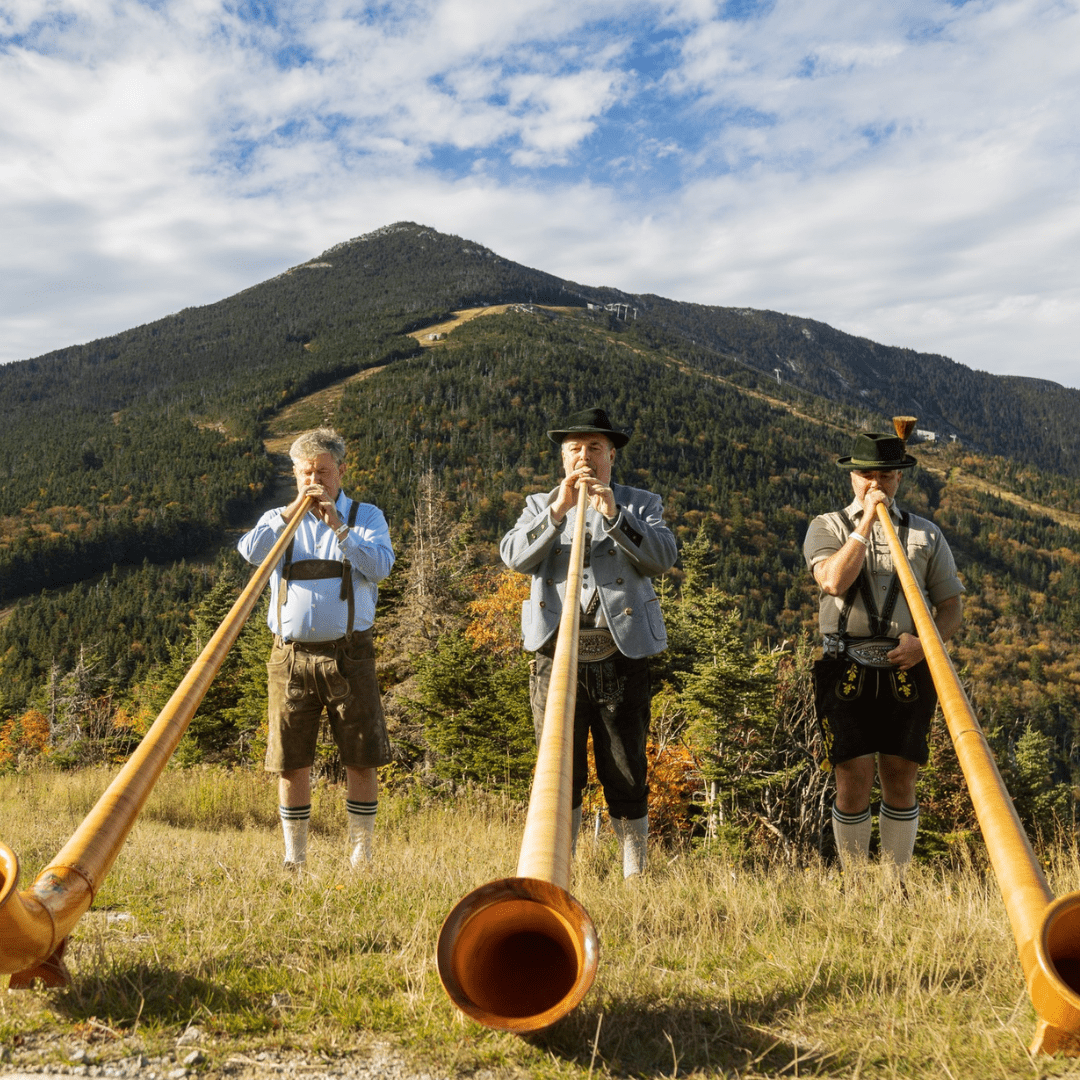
835, 509, 910, 638
276, 498, 361, 637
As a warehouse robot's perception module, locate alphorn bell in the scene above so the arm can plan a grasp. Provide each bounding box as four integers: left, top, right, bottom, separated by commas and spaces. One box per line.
437, 481, 599, 1033
0, 496, 317, 986
880, 417, 1080, 1054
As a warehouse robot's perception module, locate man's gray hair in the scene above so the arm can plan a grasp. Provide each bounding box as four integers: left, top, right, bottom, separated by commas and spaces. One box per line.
289, 427, 346, 465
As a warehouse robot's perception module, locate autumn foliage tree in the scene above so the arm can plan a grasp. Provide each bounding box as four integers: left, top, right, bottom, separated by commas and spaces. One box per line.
0, 709, 49, 771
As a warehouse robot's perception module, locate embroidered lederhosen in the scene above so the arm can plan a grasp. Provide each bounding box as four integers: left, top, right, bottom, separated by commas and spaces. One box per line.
825, 509, 916, 702
814, 509, 935, 767
276, 497, 360, 640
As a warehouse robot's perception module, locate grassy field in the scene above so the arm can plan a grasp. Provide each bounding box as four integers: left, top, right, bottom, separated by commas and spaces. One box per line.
3, 767, 1080, 1078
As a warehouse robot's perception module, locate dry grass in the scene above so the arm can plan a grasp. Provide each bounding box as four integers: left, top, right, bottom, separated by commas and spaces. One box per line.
4, 767, 1080, 1078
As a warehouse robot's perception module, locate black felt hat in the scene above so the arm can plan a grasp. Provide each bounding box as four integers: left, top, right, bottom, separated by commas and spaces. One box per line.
547, 407, 629, 448
837, 432, 917, 470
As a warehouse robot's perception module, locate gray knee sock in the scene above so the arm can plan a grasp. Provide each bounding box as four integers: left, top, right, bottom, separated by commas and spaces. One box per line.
612, 815, 648, 878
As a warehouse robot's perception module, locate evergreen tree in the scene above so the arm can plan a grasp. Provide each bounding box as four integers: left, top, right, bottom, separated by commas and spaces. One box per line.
679, 597, 777, 844
407, 632, 535, 797
141, 555, 259, 765
44, 645, 122, 768
1006, 724, 1074, 838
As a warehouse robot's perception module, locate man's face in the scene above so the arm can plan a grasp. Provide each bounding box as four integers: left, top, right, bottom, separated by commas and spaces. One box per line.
561, 433, 615, 485
293, 453, 343, 500
850, 468, 901, 507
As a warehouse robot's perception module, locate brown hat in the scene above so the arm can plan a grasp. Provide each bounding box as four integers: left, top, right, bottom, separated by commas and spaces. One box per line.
837, 432, 916, 470
547, 407, 629, 448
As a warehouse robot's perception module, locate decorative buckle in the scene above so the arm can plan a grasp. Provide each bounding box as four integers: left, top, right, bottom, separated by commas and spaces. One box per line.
844, 637, 899, 668
822, 633, 846, 659
578, 629, 618, 662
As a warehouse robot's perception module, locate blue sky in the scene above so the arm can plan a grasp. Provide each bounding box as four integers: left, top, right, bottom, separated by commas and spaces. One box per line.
2, 0, 1078, 388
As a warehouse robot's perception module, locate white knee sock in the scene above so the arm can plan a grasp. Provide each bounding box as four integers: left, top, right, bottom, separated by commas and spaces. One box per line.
831, 803, 871, 871
612, 815, 648, 878
347, 799, 377, 868
878, 801, 919, 873
280, 804, 310, 867
571, 805, 582, 858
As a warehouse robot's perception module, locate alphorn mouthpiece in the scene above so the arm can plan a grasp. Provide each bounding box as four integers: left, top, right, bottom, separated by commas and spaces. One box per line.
892, 415, 917, 443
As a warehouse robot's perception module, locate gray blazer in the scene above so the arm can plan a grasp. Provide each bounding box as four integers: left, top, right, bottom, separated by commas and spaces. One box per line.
500, 482, 678, 659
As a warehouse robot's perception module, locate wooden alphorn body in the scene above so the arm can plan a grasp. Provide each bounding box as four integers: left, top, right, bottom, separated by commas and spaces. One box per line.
437, 482, 599, 1033
880, 417, 1080, 1053
0, 496, 316, 987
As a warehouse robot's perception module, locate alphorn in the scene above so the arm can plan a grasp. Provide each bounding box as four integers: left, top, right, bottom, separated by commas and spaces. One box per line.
436, 481, 599, 1033
0, 495, 316, 987
878, 417, 1080, 1054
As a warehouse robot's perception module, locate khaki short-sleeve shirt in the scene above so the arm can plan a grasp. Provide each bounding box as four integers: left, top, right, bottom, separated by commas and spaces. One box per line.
803, 499, 964, 637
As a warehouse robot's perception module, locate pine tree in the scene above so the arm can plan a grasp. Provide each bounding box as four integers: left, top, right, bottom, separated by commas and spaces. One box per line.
407, 632, 535, 797
680, 596, 776, 843
142, 555, 256, 765
45, 645, 119, 768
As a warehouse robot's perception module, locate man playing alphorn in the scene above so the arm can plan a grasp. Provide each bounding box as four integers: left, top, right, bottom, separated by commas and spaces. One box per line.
804, 431, 963, 882
500, 407, 677, 877
238, 428, 395, 872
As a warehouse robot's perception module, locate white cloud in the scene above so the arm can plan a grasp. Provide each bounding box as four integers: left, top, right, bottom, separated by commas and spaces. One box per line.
0, 0, 1078, 390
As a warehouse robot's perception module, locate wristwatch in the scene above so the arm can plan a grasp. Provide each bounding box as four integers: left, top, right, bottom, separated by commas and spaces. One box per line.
334, 523, 350, 542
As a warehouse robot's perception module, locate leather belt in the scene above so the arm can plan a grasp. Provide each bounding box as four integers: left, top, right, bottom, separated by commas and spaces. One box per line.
275, 635, 342, 656
578, 628, 619, 662
540, 628, 620, 662
822, 633, 899, 669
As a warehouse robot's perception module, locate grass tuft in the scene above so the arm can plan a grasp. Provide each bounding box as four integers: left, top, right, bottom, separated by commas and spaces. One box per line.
2, 766, 1079, 1077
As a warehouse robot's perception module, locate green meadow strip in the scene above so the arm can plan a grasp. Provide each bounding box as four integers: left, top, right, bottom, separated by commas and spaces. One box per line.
2, 766, 1077, 1078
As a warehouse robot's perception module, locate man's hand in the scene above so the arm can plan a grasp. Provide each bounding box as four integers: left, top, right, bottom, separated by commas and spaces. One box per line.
284, 484, 343, 530
888, 632, 924, 672
887, 596, 962, 671
551, 467, 617, 522
861, 487, 892, 518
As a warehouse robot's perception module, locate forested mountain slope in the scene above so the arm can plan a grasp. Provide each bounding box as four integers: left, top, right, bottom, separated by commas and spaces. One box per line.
637, 296, 1077, 471
0, 224, 599, 605
3, 221, 1077, 610
4, 300, 1079, 778
2, 223, 1080, 807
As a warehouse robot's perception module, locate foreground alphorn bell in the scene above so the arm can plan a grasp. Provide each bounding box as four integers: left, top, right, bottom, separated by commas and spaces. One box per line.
0, 496, 316, 987
437, 481, 599, 1033
879, 417, 1080, 1054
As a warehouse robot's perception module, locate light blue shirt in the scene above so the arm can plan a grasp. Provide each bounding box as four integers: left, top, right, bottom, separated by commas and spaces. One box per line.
237, 491, 394, 642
